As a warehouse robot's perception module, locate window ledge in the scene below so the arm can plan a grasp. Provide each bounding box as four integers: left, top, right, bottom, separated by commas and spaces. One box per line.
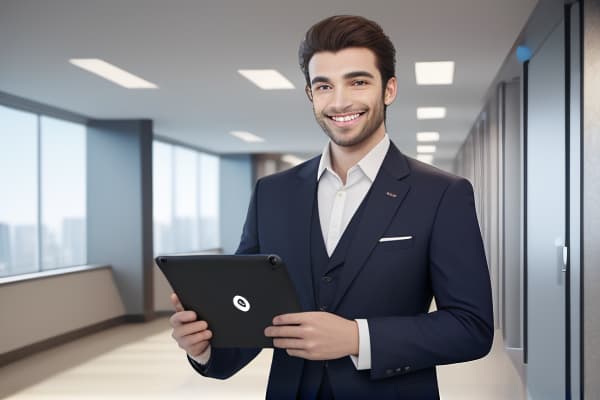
0, 264, 111, 286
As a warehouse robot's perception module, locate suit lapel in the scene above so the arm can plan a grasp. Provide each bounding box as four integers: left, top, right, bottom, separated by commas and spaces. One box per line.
330, 144, 411, 312
286, 157, 319, 311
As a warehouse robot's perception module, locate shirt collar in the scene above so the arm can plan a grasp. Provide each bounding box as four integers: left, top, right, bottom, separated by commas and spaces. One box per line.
317, 133, 390, 182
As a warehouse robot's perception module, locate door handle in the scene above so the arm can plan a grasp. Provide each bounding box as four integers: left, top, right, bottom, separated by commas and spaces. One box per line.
562, 246, 568, 272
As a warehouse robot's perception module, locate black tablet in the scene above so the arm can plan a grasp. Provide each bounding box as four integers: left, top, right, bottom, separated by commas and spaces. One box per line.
155, 254, 302, 348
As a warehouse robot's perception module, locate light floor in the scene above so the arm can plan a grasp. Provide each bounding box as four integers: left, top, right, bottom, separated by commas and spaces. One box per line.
0, 318, 525, 399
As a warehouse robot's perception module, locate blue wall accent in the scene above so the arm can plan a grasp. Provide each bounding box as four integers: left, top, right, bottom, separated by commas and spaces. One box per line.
87, 120, 154, 319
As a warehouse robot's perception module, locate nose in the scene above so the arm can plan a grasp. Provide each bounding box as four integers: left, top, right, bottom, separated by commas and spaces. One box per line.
330, 86, 353, 113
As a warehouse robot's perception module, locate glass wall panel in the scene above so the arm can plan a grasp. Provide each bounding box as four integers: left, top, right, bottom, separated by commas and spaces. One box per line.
153, 141, 173, 255
174, 146, 199, 252
153, 141, 220, 255
198, 153, 219, 250
0, 105, 39, 276
40, 116, 86, 269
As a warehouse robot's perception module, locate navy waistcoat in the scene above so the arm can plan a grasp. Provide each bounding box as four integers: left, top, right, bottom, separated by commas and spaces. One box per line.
297, 185, 372, 399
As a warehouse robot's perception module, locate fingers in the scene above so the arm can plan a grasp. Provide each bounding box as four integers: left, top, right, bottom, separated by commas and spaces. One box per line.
171, 319, 212, 355
178, 330, 213, 348
173, 320, 209, 339
178, 331, 213, 356
272, 312, 310, 325
264, 325, 305, 338
170, 293, 184, 312
273, 338, 305, 350
169, 310, 197, 327
168, 293, 212, 355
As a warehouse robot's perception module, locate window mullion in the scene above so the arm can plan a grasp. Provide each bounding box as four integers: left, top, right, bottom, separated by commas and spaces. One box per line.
36, 114, 42, 272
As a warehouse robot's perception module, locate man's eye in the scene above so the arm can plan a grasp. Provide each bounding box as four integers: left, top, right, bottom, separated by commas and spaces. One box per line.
353, 80, 368, 86
315, 85, 331, 91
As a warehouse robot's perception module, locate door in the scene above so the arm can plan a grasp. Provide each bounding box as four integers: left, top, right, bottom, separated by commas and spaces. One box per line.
525, 18, 567, 399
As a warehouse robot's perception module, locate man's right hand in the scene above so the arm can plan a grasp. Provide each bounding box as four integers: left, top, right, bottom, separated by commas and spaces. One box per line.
169, 293, 213, 358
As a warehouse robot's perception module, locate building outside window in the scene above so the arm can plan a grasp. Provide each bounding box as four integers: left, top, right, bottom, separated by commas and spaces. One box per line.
153, 140, 220, 255
0, 105, 87, 278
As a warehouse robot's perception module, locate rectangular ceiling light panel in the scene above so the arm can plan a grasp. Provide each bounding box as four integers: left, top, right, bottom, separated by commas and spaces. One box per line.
238, 69, 295, 90
417, 145, 437, 153
415, 61, 455, 85
229, 131, 265, 143
417, 132, 440, 142
69, 58, 158, 89
417, 107, 446, 119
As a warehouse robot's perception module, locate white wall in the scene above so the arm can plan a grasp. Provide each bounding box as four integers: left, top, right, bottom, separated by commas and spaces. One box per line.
0, 267, 125, 354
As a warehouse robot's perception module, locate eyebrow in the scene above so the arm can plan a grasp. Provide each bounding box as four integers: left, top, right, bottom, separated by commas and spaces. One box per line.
310, 70, 376, 85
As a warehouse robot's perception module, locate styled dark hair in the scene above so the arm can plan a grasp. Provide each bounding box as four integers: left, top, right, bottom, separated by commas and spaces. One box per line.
298, 15, 396, 90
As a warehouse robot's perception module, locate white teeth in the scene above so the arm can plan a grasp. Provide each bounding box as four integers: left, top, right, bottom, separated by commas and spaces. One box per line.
331, 113, 361, 122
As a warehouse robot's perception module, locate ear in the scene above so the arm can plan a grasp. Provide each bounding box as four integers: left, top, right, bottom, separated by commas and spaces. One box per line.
383, 76, 398, 106
305, 85, 313, 102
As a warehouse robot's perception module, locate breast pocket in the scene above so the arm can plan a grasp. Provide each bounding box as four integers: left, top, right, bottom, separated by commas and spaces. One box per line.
378, 235, 415, 249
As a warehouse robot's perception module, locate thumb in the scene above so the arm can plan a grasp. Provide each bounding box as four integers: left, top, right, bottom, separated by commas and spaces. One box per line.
170, 293, 184, 312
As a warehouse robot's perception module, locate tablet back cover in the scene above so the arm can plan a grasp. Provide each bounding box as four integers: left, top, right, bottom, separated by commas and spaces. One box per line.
156, 254, 301, 348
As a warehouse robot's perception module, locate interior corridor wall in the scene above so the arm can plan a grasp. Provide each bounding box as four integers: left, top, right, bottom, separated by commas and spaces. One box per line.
453, 78, 525, 380
453, 3, 588, 398
454, 91, 501, 332
582, 0, 600, 397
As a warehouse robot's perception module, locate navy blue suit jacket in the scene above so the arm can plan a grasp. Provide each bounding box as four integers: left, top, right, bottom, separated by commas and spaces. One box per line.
189, 143, 494, 399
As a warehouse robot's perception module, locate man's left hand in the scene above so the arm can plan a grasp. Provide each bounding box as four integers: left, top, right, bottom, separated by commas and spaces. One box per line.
264, 312, 359, 360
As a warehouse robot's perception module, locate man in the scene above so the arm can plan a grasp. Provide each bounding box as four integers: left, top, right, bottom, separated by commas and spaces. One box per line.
170, 15, 493, 399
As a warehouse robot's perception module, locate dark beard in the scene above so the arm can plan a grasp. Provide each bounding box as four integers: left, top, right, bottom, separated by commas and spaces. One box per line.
314, 98, 385, 148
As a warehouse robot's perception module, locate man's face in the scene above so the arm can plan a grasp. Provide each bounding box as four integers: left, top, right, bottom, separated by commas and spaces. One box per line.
307, 47, 396, 148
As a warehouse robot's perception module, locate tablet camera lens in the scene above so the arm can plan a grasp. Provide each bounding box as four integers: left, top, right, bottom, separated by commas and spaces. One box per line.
268, 255, 280, 266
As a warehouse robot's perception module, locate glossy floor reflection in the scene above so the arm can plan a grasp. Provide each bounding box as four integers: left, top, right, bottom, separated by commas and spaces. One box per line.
0, 318, 524, 399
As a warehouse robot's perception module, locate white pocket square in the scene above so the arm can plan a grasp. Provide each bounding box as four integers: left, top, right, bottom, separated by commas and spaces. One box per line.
379, 236, 413, 242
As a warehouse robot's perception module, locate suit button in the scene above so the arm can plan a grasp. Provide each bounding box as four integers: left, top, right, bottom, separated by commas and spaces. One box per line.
403, 366, 411, 372
322, 275, 333, 283
395, 367, 403, 373
385, 369, 394, 375
319, 305, 328, 311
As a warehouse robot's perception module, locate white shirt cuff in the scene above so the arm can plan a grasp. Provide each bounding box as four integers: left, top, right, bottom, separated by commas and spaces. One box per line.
190, 344, 211, 365
349, 319, 371, 370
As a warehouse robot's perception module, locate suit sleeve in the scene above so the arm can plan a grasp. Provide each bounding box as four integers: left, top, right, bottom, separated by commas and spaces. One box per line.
367, 178, 494, 380
187, 179, 263, 379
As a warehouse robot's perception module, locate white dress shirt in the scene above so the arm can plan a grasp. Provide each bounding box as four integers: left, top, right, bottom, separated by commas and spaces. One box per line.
191, 134, 390, 370
316, 133, 390, 370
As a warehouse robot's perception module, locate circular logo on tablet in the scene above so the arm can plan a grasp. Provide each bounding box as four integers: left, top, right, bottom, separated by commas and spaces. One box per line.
233, 295, 251, 312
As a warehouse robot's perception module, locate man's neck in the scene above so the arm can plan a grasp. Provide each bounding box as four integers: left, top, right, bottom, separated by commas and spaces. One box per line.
329, 127, 386, 185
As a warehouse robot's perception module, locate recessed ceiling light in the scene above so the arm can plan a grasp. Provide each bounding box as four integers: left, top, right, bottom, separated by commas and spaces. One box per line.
415, 61, 455, 85
281, 154, 305, 166
238, 69, 295, 90
417, 154, 434, 164
417, 145, 437, 153
69, 58, 158, 89
417, 107, 446, 120
229, 131, 265, 143
417, 132, 440, 142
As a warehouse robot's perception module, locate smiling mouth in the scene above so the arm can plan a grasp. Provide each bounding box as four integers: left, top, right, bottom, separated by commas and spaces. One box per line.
327, 112, 365, 122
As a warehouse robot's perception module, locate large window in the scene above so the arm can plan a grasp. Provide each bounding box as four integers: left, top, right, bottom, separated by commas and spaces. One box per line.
40, 116, 87, 269
153, 141, 220, 255
0, 105, 87, 277
0, 106, 38, 276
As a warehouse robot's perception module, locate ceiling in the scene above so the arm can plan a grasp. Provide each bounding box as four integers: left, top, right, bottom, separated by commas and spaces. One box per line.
0, 0, 538, 169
